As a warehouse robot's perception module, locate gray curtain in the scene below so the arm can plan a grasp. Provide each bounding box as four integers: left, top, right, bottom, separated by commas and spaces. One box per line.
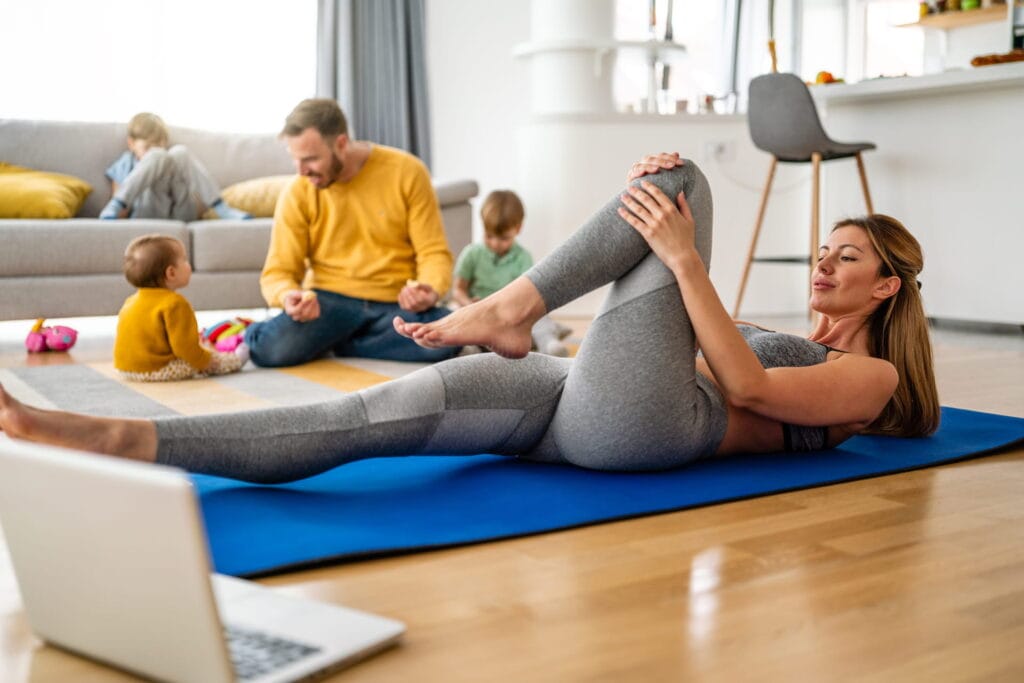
317, 0, 432, 169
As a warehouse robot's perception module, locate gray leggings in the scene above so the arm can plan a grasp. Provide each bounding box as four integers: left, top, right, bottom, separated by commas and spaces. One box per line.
117, 145, 220, 220
155, 163, 728, 483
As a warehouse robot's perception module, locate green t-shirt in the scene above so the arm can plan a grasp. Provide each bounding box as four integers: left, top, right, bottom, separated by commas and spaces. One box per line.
455, 242, 533, 300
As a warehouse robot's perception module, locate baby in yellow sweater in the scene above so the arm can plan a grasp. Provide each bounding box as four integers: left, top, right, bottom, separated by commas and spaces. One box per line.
114, 234, 248, 381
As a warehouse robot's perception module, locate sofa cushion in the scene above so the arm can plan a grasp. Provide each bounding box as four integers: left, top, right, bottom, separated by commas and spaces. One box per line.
189, 219, 273, 272
0, 163, 93, 218
169, 126, 294, 190
0, 220, 189, 277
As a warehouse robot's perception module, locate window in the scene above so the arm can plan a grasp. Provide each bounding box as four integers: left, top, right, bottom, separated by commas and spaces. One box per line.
623, 0, 925, 114
613, 0, 730, 113
860, 0, 924, 79
797, 0, 924, 83
0, 0, 317, 133
609, 0, 801, 115
799, 0, 849, 82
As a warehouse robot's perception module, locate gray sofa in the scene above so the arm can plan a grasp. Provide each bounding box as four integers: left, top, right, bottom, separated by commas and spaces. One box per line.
0, 118, 478, 321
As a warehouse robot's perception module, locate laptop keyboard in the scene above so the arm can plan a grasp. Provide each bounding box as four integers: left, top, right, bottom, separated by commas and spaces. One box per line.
225, 624, 322, 681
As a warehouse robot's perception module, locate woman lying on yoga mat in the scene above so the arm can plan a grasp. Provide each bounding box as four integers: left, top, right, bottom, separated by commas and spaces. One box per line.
0, 155, 939, 482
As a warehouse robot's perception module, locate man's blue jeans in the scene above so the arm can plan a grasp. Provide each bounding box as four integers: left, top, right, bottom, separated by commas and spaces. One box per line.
244, 289, 459, 367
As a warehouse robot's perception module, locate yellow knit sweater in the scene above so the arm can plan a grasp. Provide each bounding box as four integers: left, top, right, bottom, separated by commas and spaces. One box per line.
114, 288, 211, 373
259, 145, 453, 308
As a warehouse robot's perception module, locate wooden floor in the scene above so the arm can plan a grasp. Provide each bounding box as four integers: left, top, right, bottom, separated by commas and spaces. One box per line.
0, 315, 1022, 682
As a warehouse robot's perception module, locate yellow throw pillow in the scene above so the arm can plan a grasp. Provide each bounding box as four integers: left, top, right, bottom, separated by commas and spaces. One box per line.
0, 163, 93, 218
203, 175, 295, 219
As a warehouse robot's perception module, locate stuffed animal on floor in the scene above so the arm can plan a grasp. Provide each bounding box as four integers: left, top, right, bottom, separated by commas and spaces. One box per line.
201, 316, 253, 352
25, 318, 78, 353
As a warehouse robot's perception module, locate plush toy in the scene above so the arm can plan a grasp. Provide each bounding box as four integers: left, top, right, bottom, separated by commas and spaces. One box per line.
25, 319, 78, 353
201, 316, 252, 353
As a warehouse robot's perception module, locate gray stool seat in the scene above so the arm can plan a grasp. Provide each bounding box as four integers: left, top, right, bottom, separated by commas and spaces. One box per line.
773, 139, 875, 164
734, 72, 876, 317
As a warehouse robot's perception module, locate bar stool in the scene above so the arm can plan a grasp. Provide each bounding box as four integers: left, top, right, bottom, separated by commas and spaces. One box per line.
733, 72, 876, 318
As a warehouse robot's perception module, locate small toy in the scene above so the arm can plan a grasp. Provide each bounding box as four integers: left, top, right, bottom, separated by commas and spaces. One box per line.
300, 290, 317, 302
25, 318, 78, 353
201, 316, 253, 353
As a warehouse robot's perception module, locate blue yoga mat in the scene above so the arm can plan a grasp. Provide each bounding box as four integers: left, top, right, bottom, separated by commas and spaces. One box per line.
194, 406, 1024, 577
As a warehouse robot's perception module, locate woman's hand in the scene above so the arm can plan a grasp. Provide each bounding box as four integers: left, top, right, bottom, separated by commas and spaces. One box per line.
618, 180, 699, 274
626, 152, 684, 183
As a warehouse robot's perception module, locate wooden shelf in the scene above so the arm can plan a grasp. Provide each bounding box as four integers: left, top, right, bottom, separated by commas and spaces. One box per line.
899, 4, 1009, 30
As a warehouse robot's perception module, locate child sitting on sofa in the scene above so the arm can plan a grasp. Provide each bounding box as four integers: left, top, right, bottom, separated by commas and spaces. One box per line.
100, 112, 249, 221
452, 190, 570, 357
115, 234, 248, 382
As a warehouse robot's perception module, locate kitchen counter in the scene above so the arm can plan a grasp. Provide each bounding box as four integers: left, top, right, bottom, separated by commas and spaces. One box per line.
811, 61, 1024, 105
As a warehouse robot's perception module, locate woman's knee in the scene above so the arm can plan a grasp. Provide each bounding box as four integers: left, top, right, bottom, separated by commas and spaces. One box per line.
629, 159, 706, 196
629, 160, 713, 260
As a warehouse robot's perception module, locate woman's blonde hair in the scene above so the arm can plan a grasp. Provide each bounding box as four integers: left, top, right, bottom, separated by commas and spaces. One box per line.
835, 215, 940, 437
127, 112, 169, 147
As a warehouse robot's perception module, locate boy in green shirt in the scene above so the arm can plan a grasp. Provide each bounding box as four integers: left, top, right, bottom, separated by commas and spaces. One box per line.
452, 190, 570, 356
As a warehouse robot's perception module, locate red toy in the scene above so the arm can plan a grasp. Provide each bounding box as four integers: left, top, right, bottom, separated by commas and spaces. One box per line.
25, 318, 78, 353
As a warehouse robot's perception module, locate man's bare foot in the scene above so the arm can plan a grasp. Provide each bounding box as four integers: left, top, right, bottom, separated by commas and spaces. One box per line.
0, 382, 157, 462
393, 276, 547, 359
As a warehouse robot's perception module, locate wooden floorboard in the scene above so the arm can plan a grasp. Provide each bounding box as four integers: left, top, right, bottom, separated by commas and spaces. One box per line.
0, 315, 1021, 682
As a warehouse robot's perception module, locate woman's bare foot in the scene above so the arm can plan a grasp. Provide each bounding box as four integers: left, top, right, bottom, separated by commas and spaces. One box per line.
393, 276, 547, 359
0, 382, 157, 462
0, 382, 34, 441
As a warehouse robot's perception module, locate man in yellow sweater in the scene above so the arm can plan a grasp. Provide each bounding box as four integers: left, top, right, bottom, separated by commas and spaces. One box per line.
244, 98, 460, 366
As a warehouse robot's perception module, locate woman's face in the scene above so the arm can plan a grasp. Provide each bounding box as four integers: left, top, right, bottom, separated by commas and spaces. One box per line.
810, 225, 898, 317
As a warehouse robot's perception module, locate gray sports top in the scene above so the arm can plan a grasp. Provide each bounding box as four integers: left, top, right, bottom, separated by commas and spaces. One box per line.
736, 324, 831, 452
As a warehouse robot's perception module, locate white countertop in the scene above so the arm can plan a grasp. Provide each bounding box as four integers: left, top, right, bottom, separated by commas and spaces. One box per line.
811, 61, 1024, 104
524, 112, 746, 124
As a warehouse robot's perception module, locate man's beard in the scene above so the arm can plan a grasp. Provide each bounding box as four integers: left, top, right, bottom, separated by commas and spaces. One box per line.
309, 152, 345, 188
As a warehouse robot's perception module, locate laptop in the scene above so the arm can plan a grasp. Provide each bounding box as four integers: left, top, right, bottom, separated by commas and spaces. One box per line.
0, 437, 405, 682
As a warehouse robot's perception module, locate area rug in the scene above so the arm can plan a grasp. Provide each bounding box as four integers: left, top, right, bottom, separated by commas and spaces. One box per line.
0, 357, 419, 416
4, 362, 1023, 578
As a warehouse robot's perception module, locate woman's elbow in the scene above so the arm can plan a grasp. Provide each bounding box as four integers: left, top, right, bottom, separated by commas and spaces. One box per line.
722, 380, 766, 411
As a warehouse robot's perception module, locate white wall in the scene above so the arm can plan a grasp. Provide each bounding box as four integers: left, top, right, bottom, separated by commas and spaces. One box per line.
425, 0, 819, 317
942, 21, 1010, 69
426, 0, 531, 241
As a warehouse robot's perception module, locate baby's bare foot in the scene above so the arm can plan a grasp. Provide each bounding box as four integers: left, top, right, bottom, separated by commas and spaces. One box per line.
393, 277, 546, 359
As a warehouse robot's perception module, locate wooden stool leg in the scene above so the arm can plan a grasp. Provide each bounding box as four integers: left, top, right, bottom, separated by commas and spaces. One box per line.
733, 157, 778, 318
855, 152, 874, 214
810, 152, 822, 321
